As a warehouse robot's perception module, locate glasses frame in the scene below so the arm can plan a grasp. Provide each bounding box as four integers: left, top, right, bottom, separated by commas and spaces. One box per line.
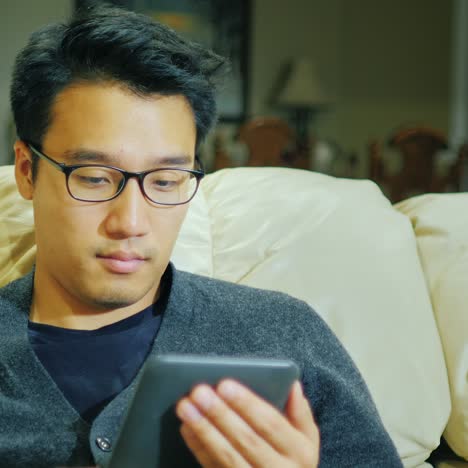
27, 144, 205, 206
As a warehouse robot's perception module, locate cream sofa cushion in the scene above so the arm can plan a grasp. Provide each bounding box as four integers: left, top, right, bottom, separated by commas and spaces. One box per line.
0, 165, 451, 467
0, 166, 36, 285
397, 194, 468, 461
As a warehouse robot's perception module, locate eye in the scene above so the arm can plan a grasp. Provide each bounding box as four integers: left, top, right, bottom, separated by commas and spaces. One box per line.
154, 179, 177, 188
77, 175, 111, 185
71, 167, 119, 189
146, 170, 187, 192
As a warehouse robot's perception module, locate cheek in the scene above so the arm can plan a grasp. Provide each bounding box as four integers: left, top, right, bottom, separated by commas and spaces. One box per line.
33, 196, 99, 254
35, 210, 84, 259
33, 173, 84, 240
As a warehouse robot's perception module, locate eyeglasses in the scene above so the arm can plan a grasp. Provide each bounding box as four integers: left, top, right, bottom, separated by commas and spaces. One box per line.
28, 144, 205, 205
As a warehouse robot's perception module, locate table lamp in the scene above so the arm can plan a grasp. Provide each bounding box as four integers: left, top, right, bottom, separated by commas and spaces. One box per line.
276, 57, 330, 153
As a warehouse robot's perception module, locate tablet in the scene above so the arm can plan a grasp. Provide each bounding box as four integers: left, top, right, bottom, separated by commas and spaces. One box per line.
107, 354, 300, 468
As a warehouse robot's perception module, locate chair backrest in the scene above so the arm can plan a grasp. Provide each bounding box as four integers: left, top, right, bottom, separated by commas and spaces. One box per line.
238, 117, 295, 167
369, 126, 464, 202
389, 126, 447, 181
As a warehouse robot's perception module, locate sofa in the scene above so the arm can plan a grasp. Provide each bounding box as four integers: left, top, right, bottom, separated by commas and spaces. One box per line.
0, 164, 466, 467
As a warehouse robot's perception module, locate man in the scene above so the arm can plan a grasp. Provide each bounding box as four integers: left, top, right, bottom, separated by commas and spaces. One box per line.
1, 4, 402, 467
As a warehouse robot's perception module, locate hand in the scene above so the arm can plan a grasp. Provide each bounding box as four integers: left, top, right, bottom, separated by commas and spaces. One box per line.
175, 379, 320, 468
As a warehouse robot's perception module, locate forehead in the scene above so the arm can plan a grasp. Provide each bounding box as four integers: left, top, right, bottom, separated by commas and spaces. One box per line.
42, 82, 197, 166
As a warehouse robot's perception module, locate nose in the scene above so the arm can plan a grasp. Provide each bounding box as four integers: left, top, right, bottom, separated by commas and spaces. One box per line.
103, 178, 151, 239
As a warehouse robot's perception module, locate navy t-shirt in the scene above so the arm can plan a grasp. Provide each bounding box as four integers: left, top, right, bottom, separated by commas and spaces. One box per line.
28, 280, 168, 423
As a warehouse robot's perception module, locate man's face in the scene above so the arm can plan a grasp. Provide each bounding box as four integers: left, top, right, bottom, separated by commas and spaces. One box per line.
20, 83, 196, 313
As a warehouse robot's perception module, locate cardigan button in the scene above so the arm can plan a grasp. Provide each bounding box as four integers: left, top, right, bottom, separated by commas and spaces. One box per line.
95, 436, 112, 452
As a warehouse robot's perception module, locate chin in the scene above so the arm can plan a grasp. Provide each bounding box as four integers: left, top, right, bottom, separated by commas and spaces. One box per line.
84, 284, 154, 311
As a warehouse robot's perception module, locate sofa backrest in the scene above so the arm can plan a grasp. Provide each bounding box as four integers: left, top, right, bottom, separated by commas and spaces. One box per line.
397, 194, 468, 462
172, 167, 451, 467
0, 165, 453, 467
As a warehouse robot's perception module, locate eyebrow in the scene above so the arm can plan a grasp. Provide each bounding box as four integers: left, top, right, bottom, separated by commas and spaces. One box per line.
62, 149, 193, 167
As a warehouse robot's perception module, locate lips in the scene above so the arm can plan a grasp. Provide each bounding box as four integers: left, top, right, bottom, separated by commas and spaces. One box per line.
97, 251, 147, 274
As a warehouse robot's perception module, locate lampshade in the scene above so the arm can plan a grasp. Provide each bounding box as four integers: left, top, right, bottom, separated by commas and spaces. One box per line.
276, 58, 329, 109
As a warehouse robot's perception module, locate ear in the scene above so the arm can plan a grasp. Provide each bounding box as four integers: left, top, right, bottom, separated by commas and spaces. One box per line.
14, 140, 34, 201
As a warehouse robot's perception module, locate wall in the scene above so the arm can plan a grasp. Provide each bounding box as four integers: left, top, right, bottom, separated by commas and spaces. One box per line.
0, 0, 454, 175
0, 0, 72, 165
450, 0, 468, 148
250, 0, 452, 175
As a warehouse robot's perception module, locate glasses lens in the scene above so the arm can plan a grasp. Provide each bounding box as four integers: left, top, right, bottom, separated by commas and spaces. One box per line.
143, 169, 198, 205
68, 166, 123, 201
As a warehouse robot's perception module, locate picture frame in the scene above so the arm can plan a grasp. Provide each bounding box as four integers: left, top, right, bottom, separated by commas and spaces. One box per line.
75, 0, 251, 123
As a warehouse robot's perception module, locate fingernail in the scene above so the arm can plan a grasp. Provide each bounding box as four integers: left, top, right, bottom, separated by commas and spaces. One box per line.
217, 379, 241, 400
177, 400, 202, 422
192, 385, 216, 410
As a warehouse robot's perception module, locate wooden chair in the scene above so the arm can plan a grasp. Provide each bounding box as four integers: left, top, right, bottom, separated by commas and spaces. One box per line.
237, 117, 308, 168
369, 126, 465, 202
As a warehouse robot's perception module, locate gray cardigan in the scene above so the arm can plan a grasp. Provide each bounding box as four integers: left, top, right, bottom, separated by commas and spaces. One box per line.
0, 265, 402, 467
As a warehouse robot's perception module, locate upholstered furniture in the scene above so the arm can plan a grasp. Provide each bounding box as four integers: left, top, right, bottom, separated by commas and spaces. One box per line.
0, 165, 466, 467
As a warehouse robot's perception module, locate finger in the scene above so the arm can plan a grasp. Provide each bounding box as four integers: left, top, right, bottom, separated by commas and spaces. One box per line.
186, 384, 281, 467
180, 423, 223, 468
176, 398, 250, 468
216, 379, 309, 456
285, 381, 320, 442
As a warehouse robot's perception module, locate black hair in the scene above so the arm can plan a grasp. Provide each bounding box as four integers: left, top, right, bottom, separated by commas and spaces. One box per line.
10, 3, 228, 176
